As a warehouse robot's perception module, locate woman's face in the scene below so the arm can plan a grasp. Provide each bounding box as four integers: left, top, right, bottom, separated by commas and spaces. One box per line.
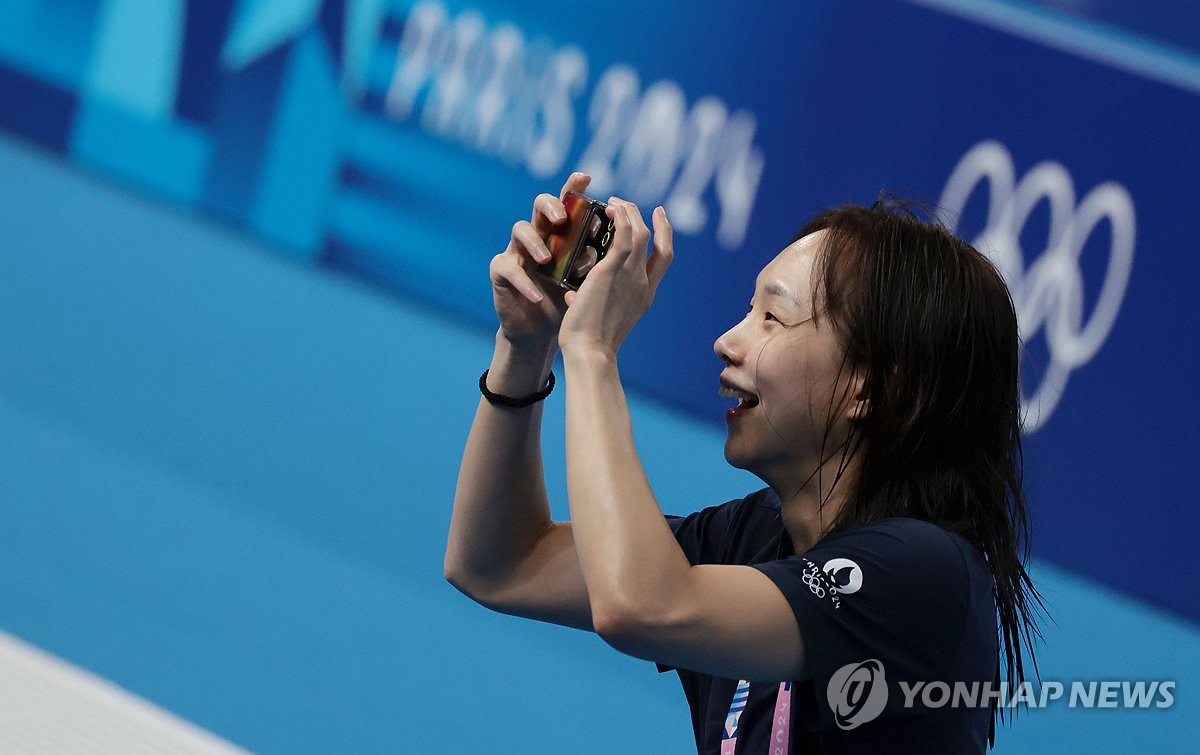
713, 230, 860, 488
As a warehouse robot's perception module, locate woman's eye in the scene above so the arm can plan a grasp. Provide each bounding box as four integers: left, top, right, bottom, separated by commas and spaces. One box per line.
746, 305, 781, 325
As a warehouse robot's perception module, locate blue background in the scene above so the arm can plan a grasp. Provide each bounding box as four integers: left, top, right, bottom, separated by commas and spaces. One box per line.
1, 0, 1197, 751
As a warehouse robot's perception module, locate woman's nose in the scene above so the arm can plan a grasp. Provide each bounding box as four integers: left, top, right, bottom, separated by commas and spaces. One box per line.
714, 324, 745, 366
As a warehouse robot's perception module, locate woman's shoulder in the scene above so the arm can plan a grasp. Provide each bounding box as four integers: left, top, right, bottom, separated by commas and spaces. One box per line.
666, 488, 784, 564
808, 516, 992, 588
668, 487, 780, 526
821, 516, 981, 557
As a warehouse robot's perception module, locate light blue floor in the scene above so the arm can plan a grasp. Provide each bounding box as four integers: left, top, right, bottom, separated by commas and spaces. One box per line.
0, 133, 1196, 752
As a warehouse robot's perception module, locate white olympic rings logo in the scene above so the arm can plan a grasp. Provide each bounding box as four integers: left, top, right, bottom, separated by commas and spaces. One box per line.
937, 140, 1136, 431
802, 565, 826, 599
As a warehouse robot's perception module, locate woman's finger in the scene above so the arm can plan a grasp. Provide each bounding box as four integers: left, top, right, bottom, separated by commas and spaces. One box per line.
491, 253, 545, 304
531, 193, 566, 236
511, 219, 552, 265
620, 200, 651, 270
532, 172, 591, 235
647, 205, 674, 292
605, 197, 634, 266
559, 171, 591, 200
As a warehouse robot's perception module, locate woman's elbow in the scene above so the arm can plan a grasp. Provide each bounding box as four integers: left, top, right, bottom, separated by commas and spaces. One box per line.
444, 555, 486, 603
590, 598, 673, 658
444, 558, 513, 614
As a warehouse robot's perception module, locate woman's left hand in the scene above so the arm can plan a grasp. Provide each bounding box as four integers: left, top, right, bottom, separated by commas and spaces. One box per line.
558, 197, 674, 357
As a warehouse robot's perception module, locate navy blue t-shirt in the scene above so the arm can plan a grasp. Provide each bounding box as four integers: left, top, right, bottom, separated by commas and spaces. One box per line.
664, 488, 998, 754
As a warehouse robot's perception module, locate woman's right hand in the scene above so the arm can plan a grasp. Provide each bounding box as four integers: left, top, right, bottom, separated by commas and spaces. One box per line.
490, 172, 592, 347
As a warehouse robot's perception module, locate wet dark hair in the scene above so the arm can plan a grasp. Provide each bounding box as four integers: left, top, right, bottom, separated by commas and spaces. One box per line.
797, 198, 1045, 742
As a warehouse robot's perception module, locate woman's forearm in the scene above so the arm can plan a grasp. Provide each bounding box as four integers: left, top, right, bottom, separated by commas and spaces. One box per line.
562, 346, 692, 631
445, 331, 559, 595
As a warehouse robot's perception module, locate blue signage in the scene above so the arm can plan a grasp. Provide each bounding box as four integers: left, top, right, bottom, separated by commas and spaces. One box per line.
1, 0, 1197, 624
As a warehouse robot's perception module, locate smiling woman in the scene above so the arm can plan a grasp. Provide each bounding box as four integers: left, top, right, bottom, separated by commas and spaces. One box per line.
713, 232, 856, 496
445, 174, 1044, 754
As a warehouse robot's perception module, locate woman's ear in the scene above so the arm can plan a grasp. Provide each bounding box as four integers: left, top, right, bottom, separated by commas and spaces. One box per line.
845, 372, 870, 422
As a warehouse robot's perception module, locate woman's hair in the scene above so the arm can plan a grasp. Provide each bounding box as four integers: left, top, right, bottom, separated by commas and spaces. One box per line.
797, 197, 1045, 729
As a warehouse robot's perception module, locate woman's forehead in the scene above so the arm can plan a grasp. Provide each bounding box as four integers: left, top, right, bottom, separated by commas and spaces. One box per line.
755, 231, 826, 300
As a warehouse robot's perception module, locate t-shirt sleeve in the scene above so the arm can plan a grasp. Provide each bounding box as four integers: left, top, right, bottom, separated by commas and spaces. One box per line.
752, 519, 977, 731
658, 497, 748, 673
664, 498, 742, 566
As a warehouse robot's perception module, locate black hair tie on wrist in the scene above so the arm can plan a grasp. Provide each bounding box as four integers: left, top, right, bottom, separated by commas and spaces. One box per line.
479, 369, 555, 407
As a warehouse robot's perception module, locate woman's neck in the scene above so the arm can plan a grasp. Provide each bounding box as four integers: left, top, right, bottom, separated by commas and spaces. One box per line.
772, 461, 858, 552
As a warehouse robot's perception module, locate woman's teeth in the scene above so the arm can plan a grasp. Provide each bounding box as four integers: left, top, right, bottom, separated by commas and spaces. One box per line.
719, 386, 760, 406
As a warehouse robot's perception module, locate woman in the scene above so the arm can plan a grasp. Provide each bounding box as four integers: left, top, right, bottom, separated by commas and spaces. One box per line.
445, 172, 1042, 753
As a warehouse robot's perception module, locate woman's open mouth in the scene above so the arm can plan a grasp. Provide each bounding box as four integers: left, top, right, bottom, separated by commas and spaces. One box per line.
719, 385, 760, 420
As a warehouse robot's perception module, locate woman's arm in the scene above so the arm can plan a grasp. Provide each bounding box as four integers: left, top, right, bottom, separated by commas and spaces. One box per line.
444, 176, 594, 631
446, 333, 594, 630
558, 199, 809, 681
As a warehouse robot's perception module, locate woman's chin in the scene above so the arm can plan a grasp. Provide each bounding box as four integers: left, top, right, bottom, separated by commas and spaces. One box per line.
722, 441, 755, 471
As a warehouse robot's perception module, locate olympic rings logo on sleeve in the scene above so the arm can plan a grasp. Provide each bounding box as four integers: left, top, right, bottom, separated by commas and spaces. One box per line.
801, 562, 826, 599
800, 560, 848, 608
937, 140, 1136, 432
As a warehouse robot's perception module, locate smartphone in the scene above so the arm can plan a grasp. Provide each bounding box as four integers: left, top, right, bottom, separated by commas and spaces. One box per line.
536, 192, 615, 290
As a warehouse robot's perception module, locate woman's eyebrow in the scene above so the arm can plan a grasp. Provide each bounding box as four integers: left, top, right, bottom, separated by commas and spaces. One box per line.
762, 282, 804, 310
